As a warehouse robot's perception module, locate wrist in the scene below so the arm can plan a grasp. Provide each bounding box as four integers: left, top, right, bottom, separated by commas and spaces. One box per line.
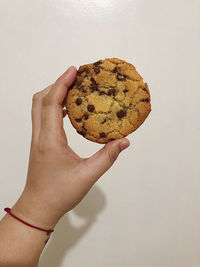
11, 190, 60, 230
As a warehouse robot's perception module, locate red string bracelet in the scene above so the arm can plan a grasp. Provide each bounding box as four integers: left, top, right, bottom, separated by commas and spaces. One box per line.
4, 208, 54, 233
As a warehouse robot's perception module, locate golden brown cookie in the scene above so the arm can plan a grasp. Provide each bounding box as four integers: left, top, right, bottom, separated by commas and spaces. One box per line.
66, 58, 151, 144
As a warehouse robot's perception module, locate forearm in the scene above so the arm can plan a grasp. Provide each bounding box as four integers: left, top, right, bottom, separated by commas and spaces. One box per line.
0, 208, 51, 267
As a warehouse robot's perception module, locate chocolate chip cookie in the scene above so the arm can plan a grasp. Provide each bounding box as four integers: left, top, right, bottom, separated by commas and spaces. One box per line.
66, 58, 151, 144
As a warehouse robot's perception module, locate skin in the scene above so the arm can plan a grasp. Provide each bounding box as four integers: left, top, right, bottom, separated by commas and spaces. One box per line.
0, 66, 130, 267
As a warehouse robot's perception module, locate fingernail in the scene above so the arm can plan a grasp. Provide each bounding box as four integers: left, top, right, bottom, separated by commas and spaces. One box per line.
119, 140, 130, 151
66, 66, 77, 75
64, 66, 76, 78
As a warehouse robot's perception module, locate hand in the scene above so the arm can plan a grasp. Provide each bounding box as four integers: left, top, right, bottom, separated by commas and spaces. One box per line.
12, 66, 130, 229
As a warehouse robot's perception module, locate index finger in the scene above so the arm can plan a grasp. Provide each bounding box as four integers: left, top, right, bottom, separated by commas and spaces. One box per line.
41, 66, 77, 132
48, 66, 77, 106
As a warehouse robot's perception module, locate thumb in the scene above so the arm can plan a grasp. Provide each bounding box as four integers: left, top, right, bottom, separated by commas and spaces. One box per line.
84, 138, 130, 183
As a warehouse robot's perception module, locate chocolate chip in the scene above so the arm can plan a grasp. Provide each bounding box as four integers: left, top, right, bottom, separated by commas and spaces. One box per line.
75, 118, 82, 123
108, 89, 116, 96
77, 130, 86, 137
78, 67, 89, 75
90, 78, 98, 91
100, 119, 107, 124
84, 113, 89, 120
141, 98, 150, 103
113, 67, 118, 73
93, 60, 102, 67
79, 85, 86, 93
100, 132, 106, 138
90, 77, 98, 85
123, 89, 129, 93
99, 91, 106, 95
87, 104, 95, 112
91, 84, 99, 92
117, 109, 126, 119
94, 67, 100, 74
142, 87, 148, 92
117, 73, 126, 81
76, 98, 82, 105
108, 138, 115, 142
76, 79, 82, 87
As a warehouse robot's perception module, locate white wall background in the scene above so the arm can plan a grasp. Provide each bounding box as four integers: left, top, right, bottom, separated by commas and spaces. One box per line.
0, 0, 200, 266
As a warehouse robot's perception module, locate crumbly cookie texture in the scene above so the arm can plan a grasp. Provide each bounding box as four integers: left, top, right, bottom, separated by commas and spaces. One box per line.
66, 58, 151, 144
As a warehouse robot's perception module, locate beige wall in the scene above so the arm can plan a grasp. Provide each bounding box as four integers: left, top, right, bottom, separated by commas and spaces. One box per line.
0, 0, 200, 266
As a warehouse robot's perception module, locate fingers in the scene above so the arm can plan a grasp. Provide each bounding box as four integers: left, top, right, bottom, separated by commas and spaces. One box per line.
45, 66, 77, 106
31, 85, 52, 144
31, 66, 77, 144
83, 138, 130, 184
41, 66, 77, 132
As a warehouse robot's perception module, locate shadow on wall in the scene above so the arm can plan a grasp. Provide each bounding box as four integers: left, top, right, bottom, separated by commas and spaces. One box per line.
39, 185, 106, 267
